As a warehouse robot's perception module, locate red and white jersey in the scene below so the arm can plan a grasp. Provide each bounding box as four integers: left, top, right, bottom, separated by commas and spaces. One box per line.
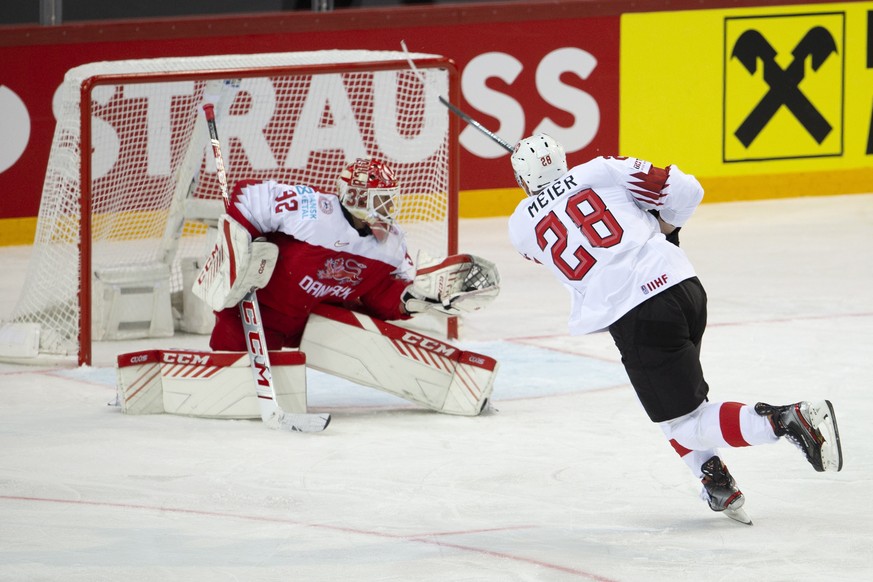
508, 156, 704, 335
226, 179, 413, 328
230, 180, 411, 274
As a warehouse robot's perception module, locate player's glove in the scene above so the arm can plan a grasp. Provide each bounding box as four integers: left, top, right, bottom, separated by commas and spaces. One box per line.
403, 252, 500, 316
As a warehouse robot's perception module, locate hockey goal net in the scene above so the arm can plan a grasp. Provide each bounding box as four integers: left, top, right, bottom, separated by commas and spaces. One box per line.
1, 50, 459, 366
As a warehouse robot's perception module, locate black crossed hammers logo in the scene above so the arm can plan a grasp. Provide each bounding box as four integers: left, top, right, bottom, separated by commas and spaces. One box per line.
732, 26, 837, 147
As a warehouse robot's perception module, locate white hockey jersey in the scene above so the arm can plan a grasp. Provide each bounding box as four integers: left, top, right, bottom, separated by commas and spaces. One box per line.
219, 180, 415, 341
508, 156, 704, 335
230, 180, 411, 277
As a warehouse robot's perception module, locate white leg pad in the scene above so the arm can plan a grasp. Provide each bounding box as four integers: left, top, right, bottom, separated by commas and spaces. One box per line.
300, 304, 498, 416
116, 351, 164, 414
116, 349, 307, 418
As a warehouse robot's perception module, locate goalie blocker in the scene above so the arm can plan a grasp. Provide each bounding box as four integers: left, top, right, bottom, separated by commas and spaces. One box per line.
116, 304, 497, 419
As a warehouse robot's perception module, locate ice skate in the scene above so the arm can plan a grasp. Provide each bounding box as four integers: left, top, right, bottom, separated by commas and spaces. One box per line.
700, 456, 752, 525
755, 400, 843, 472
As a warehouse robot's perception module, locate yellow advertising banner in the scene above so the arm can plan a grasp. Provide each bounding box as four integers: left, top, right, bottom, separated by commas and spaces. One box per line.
621, 2, 873, 201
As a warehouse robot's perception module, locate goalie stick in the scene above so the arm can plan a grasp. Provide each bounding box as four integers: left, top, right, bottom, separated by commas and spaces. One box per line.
400, 41, 513, 153
202, 103, 330, 433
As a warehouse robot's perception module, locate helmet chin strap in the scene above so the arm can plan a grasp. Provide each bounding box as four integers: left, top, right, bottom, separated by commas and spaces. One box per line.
369, 221, 391, 243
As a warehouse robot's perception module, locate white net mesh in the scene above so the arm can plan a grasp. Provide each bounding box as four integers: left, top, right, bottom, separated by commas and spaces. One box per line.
4, 50, 455, 362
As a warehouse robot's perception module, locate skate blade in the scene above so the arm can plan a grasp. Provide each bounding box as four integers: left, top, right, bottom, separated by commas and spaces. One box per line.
808, 400, 843, 472
723, 506, 753, 525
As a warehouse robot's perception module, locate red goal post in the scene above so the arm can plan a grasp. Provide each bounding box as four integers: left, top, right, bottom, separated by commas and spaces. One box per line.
1, 50, 460, 366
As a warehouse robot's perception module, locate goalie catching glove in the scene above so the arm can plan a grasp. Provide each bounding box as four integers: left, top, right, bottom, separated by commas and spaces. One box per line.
403, 252, 500, 316
192, 214, 279, 311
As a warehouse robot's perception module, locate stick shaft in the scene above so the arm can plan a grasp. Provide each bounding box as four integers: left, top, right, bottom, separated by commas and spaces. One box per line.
202, 103, 278, 420
438, 97, 513, 152
400, 41, 513, 153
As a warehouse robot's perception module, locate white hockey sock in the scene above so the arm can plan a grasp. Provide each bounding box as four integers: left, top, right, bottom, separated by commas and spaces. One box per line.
669, 446, 719, 479
661, 401, 779, 454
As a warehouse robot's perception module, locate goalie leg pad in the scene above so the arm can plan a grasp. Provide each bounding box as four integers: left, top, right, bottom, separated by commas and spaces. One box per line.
116, 350, 164, 414
300, 304, 498, 416
116, 349, 307, 418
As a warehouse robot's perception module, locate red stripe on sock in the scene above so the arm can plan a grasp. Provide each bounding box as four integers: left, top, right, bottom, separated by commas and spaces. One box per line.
669, 438, 693, 457
720, 402, 751, 447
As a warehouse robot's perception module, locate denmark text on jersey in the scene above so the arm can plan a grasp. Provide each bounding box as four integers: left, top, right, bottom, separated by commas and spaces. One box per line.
525, 174, 579, 218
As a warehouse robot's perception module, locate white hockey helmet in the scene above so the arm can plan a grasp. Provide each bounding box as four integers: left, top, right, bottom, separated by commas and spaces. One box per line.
336, 158, 401, 242
511, 133, 568, 196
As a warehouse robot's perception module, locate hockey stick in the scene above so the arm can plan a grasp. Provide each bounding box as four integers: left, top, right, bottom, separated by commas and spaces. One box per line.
400, 41, 513, 153
202, 103, 330, 433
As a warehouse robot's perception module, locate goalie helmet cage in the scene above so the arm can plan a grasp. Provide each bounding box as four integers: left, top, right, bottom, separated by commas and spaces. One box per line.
4, 50, 460, 366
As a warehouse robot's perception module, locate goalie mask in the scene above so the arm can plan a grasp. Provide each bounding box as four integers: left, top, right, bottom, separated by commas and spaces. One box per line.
511, 133, 568, 196
336, 158, 401, 243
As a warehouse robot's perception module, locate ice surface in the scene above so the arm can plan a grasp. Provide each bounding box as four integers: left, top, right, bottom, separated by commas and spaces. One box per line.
1, 194, 871, 581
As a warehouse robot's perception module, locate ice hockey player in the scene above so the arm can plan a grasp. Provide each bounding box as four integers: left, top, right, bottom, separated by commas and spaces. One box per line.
190, 157, 500, 416
506, 133, 843, 524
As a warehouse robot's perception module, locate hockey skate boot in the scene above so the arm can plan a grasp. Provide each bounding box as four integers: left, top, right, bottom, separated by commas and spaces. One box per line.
755, 400, 843, 472
700, 456, 751, 525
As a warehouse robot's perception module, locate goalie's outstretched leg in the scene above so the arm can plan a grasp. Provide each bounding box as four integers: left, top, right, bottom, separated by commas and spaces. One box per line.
301, 304, 498, 416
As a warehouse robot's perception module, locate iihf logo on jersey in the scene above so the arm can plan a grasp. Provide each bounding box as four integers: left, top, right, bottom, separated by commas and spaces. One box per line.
641, 273, 669, 295
317, 257, 366, 285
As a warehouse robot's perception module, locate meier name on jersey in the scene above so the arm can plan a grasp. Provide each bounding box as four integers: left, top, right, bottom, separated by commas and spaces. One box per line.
525, 174, 579, 217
